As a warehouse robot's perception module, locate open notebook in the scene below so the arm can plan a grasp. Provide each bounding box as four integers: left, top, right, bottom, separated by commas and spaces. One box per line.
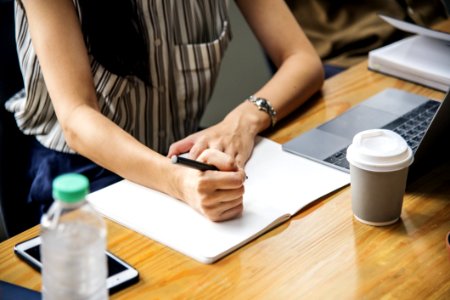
87, 137, 349, 264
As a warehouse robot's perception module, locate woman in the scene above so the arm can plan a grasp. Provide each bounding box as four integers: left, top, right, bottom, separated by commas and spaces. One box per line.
6, 0, 323, 223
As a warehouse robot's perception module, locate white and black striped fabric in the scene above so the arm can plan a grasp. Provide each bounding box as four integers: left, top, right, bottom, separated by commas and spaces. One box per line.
6, 0, 232, 154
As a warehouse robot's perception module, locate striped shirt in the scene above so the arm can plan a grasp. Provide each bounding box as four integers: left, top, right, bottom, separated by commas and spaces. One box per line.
6, 0, 232, 154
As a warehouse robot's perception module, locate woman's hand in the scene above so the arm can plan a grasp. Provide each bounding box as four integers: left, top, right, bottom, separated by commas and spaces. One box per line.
172, 149, 246, 222
168, 124, 254, 168
168, 101, 266, 168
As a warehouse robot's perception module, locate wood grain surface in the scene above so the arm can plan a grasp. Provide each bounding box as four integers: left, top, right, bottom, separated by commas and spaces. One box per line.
1, 19, 449, 300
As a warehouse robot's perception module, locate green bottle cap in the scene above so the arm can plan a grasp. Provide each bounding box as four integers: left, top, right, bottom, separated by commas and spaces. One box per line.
52, 173, 89, 203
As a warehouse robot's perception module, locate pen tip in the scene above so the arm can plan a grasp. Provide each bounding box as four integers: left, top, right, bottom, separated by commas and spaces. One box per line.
171, 155, 178, 164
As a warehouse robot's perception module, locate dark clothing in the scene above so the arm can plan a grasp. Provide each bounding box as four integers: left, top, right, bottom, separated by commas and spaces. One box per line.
27, 140, 122, 223
286, 0, 448, 68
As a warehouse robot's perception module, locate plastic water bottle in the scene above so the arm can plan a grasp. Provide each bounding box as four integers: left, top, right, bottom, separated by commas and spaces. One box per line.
41, 173, 108, 300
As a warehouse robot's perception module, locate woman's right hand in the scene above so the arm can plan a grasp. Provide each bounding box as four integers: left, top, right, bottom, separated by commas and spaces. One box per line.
171, 149, 246, 222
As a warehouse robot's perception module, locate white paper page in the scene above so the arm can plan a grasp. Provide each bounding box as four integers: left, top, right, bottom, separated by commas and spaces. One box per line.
88, 137, 350, 263
245, 138, 350, 215
88, 180, 286, 263
369, 35, 450, 89
379, 14, 450, 42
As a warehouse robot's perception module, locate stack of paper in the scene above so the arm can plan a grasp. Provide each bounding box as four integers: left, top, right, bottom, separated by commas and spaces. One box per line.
368, 15, 450, 92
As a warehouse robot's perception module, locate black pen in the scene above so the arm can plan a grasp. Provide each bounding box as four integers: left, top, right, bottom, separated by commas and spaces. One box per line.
171, 155, 219, 171
171, 155, 248, 179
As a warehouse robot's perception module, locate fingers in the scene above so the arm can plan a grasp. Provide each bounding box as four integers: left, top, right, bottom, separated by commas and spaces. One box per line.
196, 172, 245, 221
234, 152, 247, 169
201, 198, 244, 222
167, 138, 194, 158
181, 160, 245, 222
188, 139, 208, 160
197, 148, 237, 172
217, 204, 244, 221
169, 133, 251, 222
199, 185, 245, 206
168, 128, 253, 168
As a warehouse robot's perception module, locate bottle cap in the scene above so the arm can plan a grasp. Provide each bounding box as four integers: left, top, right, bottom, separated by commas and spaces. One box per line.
52, 173, 89, 203
346, 129, 414, 172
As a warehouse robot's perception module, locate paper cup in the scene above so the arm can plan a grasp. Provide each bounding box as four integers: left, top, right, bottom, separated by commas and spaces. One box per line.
346, 129, 414, 226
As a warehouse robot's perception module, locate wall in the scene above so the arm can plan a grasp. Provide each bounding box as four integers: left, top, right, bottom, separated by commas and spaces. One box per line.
200, 1, 272, 128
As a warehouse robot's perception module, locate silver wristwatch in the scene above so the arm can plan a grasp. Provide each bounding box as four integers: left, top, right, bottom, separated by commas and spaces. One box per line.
247, 95, 277, 127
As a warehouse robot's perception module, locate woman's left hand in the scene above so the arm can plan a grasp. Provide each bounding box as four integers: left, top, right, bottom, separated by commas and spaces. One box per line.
168, 108, 260, 168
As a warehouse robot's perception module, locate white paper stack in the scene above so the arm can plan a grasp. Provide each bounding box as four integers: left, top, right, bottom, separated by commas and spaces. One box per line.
368, 15, 450, 92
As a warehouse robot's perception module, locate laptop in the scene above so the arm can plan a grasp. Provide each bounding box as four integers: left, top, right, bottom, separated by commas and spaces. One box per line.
282, 88, 450, 182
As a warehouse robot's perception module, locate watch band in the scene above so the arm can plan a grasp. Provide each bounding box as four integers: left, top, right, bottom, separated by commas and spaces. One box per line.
247, 95, 277, 128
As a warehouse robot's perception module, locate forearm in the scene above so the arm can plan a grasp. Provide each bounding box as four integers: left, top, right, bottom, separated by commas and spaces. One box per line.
63, 105, 175, 193
230, 0, 324, 134
21, 0, 177, 197
225, 51, 323, 134
21, 0, 245, 221
254, 51, 323, 120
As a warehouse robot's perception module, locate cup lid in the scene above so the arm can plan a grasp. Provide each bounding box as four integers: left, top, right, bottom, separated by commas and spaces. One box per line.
346, 129, 414, 172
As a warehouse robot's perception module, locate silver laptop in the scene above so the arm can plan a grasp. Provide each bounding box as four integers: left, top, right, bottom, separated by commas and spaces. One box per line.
282, 88, 450, 181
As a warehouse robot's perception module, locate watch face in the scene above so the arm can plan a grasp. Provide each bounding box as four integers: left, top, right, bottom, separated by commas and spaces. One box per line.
248, 96, 277, 127
254, 98, 268, 110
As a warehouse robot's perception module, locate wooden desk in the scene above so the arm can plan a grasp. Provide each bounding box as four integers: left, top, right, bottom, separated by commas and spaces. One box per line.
1, 24, 450, 299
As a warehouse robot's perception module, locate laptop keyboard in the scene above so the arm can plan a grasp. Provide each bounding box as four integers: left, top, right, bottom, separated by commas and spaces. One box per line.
324, 100, 440, 171
324, 148, 350, 170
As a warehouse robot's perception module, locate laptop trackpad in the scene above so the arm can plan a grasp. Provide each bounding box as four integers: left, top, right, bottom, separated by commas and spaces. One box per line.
282, 129, 351, 160
319, 105, 399, 139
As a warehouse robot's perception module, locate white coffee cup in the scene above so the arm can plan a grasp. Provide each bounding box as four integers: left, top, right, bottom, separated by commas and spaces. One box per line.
346, 129, 414, 226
